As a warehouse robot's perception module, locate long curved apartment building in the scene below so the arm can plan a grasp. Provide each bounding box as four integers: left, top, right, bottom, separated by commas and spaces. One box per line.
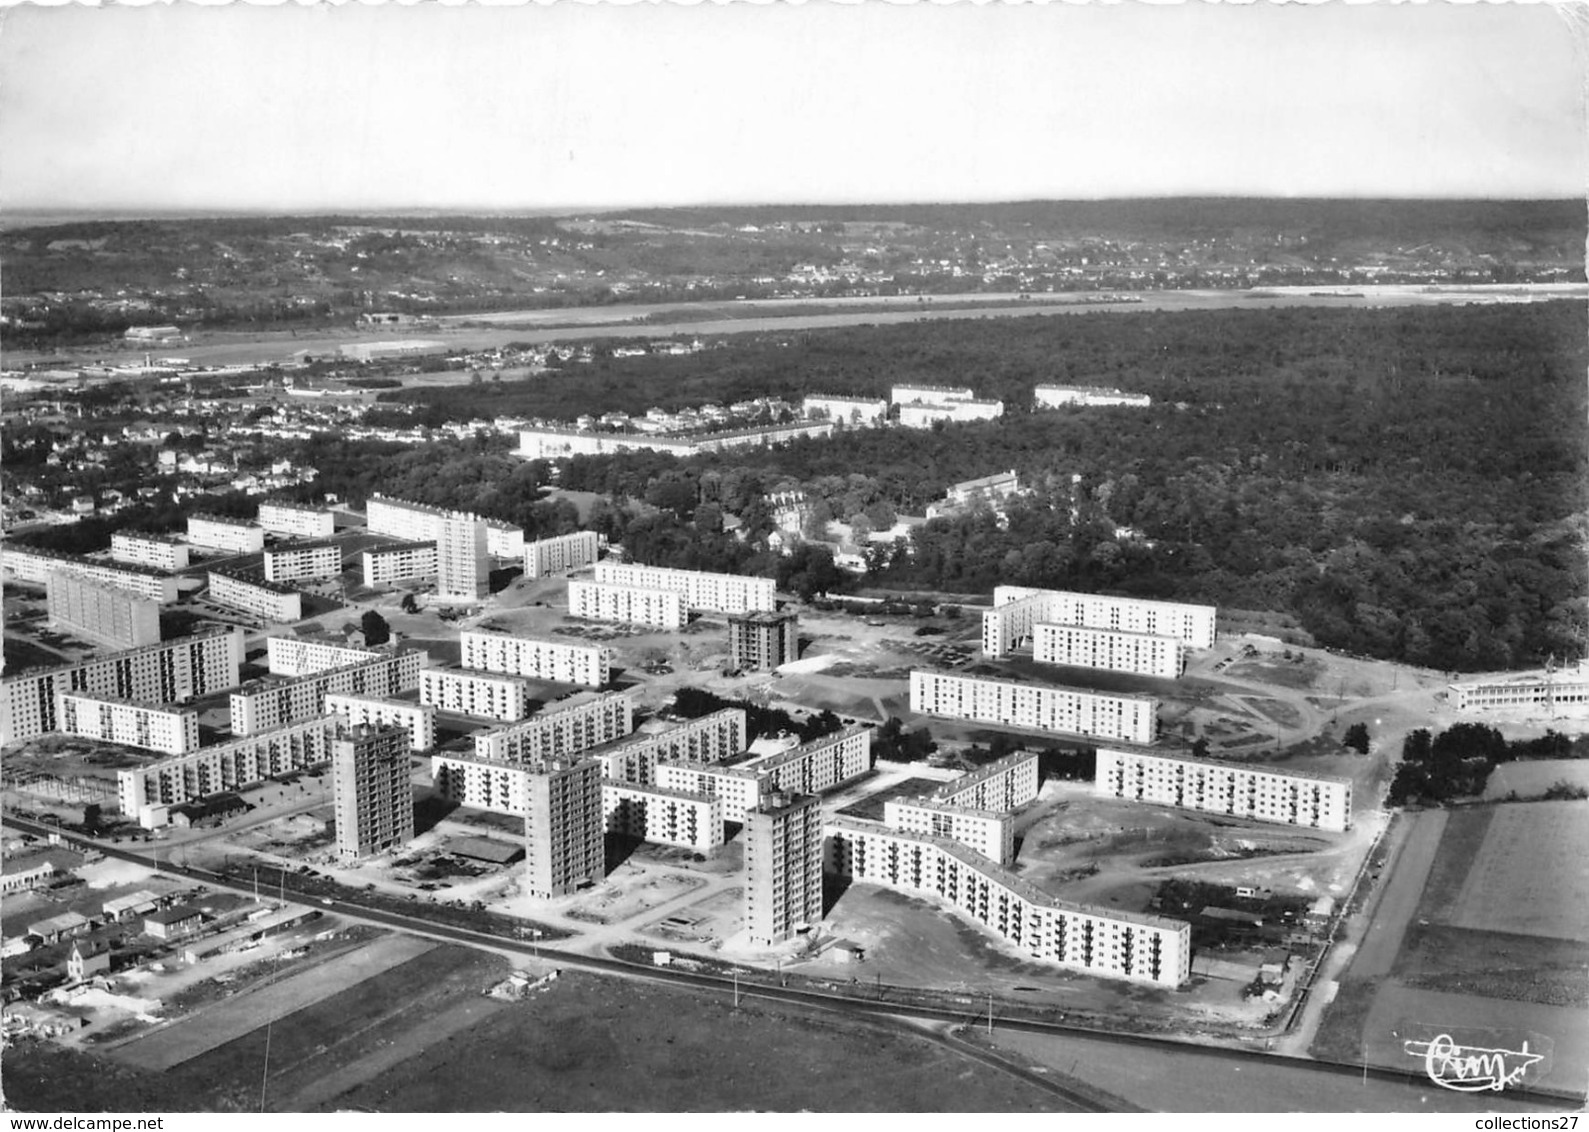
910, 670, 1157, 745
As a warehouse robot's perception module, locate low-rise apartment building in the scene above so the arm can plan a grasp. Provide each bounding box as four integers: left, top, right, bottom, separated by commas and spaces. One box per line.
1, 628, 243, 746
910, 670, 1157, 745
1034, 384, 1153, 409
898, 399, 1005, 429
523, 530, 600, 579
324, 693, 437, 752
881, 798, 1014, 865
567, 578, 687, 630
1034, 623, 1184, 679
361, 541, 438, 588
743, 724, 873, 796
56, 693, 199, 755
825, 816, 1191, 986
419, 667, 530, 722
801, 394, 888, 427
266, 637, 380, 677
110, 532, 189, 572
653, 761, 765, 823
46, 574, 162, 650
470, 691, 635, 764
891, 383, 974, 404
257, 500, 335, 540
1095, 746, 1353, 832
1447, 665, 1589, 714
187, 514, 265, 555
460, 629, 609, 687
118, 716, 337, 813
208, 570, 302, 623
3, 546, 178, 604
602, 780, 723, 854
589, 708, 747, 785
263, 541, 342, 584
592, 561, 775, 615
926, 749, 1041, 813
230, 652, 423, 736
984, 586, 1216, 656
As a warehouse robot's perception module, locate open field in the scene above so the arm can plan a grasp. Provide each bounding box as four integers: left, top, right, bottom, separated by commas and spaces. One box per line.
1448, 801, 1589, 940
1483, 759, 1589, 801
564, 863, 704, 925
331, 968, 1075, 1112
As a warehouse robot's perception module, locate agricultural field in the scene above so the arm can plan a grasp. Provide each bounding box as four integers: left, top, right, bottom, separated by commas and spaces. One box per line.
1483, 759, 1589, 801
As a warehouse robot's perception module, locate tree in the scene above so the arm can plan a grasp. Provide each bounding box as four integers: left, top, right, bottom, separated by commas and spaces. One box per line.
400, 592, 419, 614
82, 803, 102, 834
361, 610, 391, 646
1191, 737, 1210, 759
695, 501, 724, 535
1342, 722, 1371, 754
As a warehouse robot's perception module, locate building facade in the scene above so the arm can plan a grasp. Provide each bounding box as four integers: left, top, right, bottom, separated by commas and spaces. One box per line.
910, 670, 1157, 745
266, 638, 380, 677
324, 693, 437, 752
229, 652, 423, 736
567, 578, 687, 630
361, 541, 438, 588
589, 708, 747, 785
263, 542, 342, 584
118, 716, 337, 814
187, 514, 265, 555
745, 724, 873, 796
1033, 623, 1184, 679
592, 561, 775, 615
984, 586, 1217, 656
654, 761, 765, 824
891, 384, 973, 404
801, 394, 888, 427
46, 575, 162, 651
257, 500, 335, 540
524, 757, 605, 898
56, 693, 199, 755
727, 610, 799, 672
470, 692, 635, 764
110, 532, 189, 572
523, 530, 600, 579
4, 546, 178, 604
929, 749, 1041, 812
602, 781, 723, 854
1448, 666, 1589, 714
460, 629, 609, 687
207, 571, 303, 623
744, 792, 823, 945
435, 515, 489, 604
1, 628, 243, 747
898, 400, 1005, 429
881, 799, 1014, 866
332, 725, 416, 861
1095, 746, 1353, 832
419, 668, 530, 722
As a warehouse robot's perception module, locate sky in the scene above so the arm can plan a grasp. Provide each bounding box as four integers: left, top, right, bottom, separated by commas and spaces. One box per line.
0, 1, 1584, 215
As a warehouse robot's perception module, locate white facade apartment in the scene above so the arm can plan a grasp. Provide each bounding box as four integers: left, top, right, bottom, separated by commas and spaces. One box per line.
897, 400, 1005, 429
431, 753, 534, 813
1095, 747, 1353, 832
471, 692, 635, 764
1034, 623, 1184, 679
484, 520, 524, 560
187, 515, 265, 555
882, 799, 1015, 865
420, 668, 530, 722
910, 670, 1157, 745
928, 750, 1041, 812
1034, 385, 1153, 409
523, 530, 599, 579
983, 586, 1217, 656
230, 652, 423, 736
362, 542, 438, 587
1448, 667, 1589, 714
744, 724, 873, 796
257, 500, 335, 540
567, 578, 687, 630
1, 628, 244, 747
56, 693, 199, 755
801, 395, 888, 427
111, 532, 189, 572
46, 574, 162, 650
602, 780, 723, 854
590, 709, 747, 785
460, 629, 609, 687
324, 693, 437, 752
653, 761, 765, 823
4, 546, 178, 604
263, 542, 342, 584
435, 515, 488, 603
891, 384, 974, 404
208, 572, 302, 623
592, 561, 776, 615
266, 637, 379, 677
118, 716, 337, 813
825, 817, 1191, 987
366, 495, 518, 559
745, 792, 823, 945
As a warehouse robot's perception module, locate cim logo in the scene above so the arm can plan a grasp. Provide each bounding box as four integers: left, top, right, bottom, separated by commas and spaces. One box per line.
1400, 1024, 1552, 1093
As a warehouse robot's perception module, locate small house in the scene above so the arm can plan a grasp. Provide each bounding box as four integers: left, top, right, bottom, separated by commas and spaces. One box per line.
67, 938, 112, 982
143, 904, 204, 941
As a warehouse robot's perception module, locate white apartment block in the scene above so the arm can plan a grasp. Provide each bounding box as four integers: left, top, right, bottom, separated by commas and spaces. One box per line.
602, 780, 723, 854
898, 399, 1005, 429
187, 514, 265, 555
984, 587, 1216, 656
802, 394, 888, 427
1448, 666, 1589, 714
928, 750, 1041, 812
332, 725, 415, 862
263, 542, 342, 584
362, 541, 438, 588
208, 571, 302, 623
257, 500, 335, 540
910, 670, 1157, 745
56, 693, 199, 755
1034, 624, 1184, 679
484, 520, 524, 561
745, 792, 823, 945
592, 561, 776, 615
366, 494, 519, 559
431, 753, 534, 814
523, 530, 599, 579
471, 692, 635, 765
111, 532, 190, 572
266, 637, 380, 677
567, 578, 687, 630
324, 693, 437, 752
1096, 747, 1353, 832
1034, 384, 1153, 409
230, 652, 423, 736
4, 546, 179, 604
743, 724, 873, 796
825, 817, 1191, 987
420, 668, 530, 722
118, 716, 337, 814
435, 515, 489, 603
460, 629, 609, 687
882, 799, 1015, 865
590, 709, 747, 786
654, 761, 765, 824
1, 628, 243, 746
892, 384, 974, 404
46, 574, 161, 651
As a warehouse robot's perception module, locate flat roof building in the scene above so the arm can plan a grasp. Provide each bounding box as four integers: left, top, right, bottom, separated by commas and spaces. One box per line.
263, 542, 342, 585
470, 691, 635, 765
744, 792, 823, 946
460, 629, 609, 688
187, 514, 265, 555
257, 500, 335, 540
230, 652, 423, 736
524, 757, 605, 898
111, 532, 189, 573
208, 570, 303, 624
567, 577, 687, 631
898, 399, 1004, 429
1034, 623, 1184, 680
588, 708, 747, 786
727, 610, 799, 673
4, 545, 178, 604
602, 780, 723, 855
46, 574, 162, 651
1096, 746, 1352, 832
332, 724, 415, 861
1035, 384, 1152, 409
56, 693, 199, 755
361, 541, 438, 588
910, 669, 1157, 745
984, 586, 1216, 656
801, 394, 888, 427
435, 515, 488, 604
119, 716, 338, 814
266, 637, 381, 678
420, 667, 530, 722
592, 561, 775, 616
523, 530, 599, 580
324, 693, 437, 753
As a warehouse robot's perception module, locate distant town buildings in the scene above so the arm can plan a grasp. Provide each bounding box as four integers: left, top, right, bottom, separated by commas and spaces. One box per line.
46, 574, 162, 651
332, 724, 416, 862
926, 470, 1021, 519
523, 530, 600, 579
339, 340, 449, 363
516, 422, 834, 462
744, 791, 823, 946
1095, 746, 1352, 832
727, 610, 799, 672
1034, 384, 1153, 409
910, 669, 1157, 745
897, 399, 1005, 429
